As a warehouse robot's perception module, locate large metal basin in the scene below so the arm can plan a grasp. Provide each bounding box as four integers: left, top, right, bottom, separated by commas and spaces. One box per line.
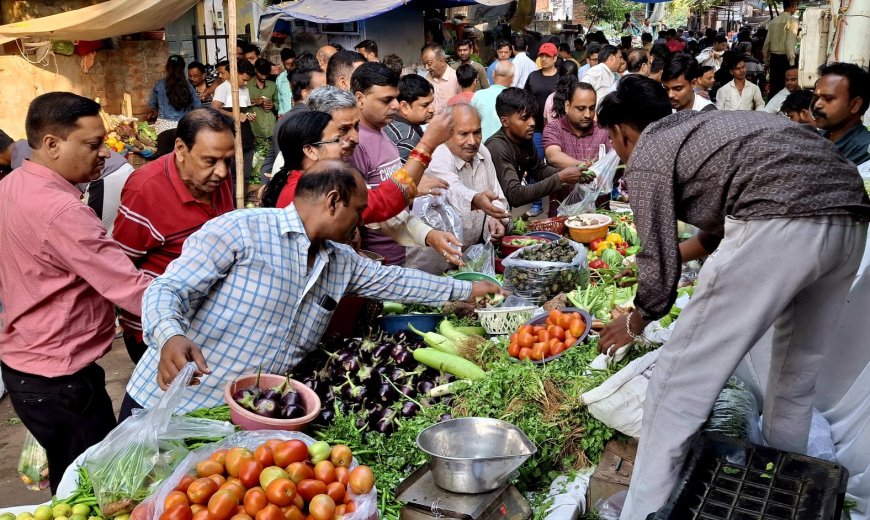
416, 417, 537, 493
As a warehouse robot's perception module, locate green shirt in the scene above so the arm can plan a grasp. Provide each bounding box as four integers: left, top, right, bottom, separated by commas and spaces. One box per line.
247, 78, 278, 139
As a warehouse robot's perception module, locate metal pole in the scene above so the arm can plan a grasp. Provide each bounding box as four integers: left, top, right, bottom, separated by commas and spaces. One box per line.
227, 0, 244, 208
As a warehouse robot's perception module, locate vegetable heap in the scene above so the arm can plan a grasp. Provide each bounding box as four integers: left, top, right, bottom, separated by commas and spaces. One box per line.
156, 441, 374, 520
233, 370, 308, 420
7, 468, 104, 520
504, 239, 589, 304
507, 309, 587, 361
516, 238, 577, 263
587, 224, 640, 271
504, 237, 546, 248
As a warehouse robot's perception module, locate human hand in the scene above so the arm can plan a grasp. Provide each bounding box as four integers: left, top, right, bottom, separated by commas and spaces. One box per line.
470, 281, 509, 300
597, 312, 648, 355
157, 335, 210, 390
419, 110, 455, 150
417, 175, 449, 196
425, 230, 463, 266
557, 166, 587, 184
472, 191, 511, 219
488, 218, 505, 244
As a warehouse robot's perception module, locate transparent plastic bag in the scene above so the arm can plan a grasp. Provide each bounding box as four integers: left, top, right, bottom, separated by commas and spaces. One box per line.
457, 242, 495, 276
146, 430, 377, 520
703, 377, 763, 445
84, 363, 235, 516
412, 192, 463, 242
502, 239, 589, 305
558, 150, 621, 217
18, 431, 50, 491
593, 490, 627, 520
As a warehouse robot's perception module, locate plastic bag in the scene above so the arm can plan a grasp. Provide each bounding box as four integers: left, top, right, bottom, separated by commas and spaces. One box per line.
457, 242, 495, 276
593, 490, 627, 520
18, 431, 50, 491
558, 150, 621, 217
147, 430, 378, 520
84, 363, 235, 516
582, 349, 660, 438
543, 470, 593, 519
502, 239, 589, 305
702, 377, 763, 445
412, 192, 463, 242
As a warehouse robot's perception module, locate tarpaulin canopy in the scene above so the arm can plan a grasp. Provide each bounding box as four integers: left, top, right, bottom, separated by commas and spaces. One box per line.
0, 0, 200, 45
264, 0, 514, 25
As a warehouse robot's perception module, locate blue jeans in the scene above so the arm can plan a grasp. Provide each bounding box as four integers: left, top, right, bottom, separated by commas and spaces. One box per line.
530, 132, 544, 211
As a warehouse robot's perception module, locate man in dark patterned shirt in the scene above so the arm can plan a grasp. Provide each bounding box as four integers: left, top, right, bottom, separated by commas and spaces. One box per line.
596, 75, 870, 518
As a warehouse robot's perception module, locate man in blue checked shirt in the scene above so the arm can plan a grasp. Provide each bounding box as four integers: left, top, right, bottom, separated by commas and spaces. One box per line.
120, 160, 504, 417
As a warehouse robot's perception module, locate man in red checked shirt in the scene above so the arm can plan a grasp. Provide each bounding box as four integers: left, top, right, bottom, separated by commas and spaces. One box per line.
112, 108, 236, 364
0, 93, 151, 493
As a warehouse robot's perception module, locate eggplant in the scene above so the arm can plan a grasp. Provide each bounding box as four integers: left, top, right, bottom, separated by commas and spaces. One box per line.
371, 343, 392, 362
232, 386, 261, 402
400, 400, 420, 418
397, 384, 414, 398
438, 413, 453, 422
374, 381, 396, 403
388, 367, 408, 381
392, 349, 416, 369
317, 408, 335, 425
236, 393, 257, 411
281, 403, 306, 419
374, 409, 397, 434
281, 389, 303, 409
342, 382, 368, 404
253, 396, 279, 418
300, 376, 320, 394
416, 380, 435, 395
393, 331, 408, 343
355, 415, 369, 431
336, 350, 359, 373
261, 376, 286, 402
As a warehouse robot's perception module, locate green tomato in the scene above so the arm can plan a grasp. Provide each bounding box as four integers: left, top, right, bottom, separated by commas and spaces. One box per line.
69, 514, 87, 520
114, 515, 130, 520
17, 514, 34, 520
52, 505, 72, 519
87, 516, 103, 520
1, 513, 16, 520
308, 441, 331, 464
71, 505, 91, 517
33, 507, 52, 520
52, 517, 67, 520
259, 465, 288, 489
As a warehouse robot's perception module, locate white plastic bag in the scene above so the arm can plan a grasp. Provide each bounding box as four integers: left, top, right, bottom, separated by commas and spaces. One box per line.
412, 192, 463, 242
558, 150, 620, 216
581, 349, 660, 438
146, 430, 378, 520
502, 239, 589, 305
543, 470, 593, 520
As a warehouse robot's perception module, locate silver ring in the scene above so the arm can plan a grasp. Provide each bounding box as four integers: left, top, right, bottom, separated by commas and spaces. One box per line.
443, 251, 448, 257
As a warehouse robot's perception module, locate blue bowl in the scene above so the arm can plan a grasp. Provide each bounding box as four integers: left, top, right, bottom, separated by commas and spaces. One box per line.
526, 231, 563, 241
380, 313, 442, 334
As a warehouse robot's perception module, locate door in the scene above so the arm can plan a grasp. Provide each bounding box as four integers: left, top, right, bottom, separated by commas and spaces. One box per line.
165, 6, 198, 62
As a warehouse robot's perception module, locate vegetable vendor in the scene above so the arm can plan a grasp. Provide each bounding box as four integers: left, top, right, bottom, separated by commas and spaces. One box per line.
595, 76, 870, 518
0, 93, 152, 494
121, 160, 504, 419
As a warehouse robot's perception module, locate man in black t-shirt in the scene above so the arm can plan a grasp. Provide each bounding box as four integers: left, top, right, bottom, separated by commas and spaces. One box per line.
522, 42, 559, 217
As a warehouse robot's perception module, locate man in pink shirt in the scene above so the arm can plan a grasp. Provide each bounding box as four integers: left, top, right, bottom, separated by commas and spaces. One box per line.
0, 92, 150, 492
422, 44, 460, 112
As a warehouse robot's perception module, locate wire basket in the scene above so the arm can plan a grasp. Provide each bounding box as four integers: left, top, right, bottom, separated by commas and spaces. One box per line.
527, 216, 568, 235
475, 306, 538, 336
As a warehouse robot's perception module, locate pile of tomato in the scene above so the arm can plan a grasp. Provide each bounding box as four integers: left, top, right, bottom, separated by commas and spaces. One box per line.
507, 309, 586, 361
158, 440, 374, 520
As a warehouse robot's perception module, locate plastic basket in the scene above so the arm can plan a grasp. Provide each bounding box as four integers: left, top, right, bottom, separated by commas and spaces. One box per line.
527, 216, 568, 235
653, 432, 848, 520
475, 306, 538, 335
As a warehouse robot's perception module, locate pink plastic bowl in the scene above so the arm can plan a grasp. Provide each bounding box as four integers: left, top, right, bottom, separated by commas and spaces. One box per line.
224, 373, 321, 431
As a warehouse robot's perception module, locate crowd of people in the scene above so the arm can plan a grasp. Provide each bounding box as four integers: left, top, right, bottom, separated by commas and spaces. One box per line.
0, 11, 869, 517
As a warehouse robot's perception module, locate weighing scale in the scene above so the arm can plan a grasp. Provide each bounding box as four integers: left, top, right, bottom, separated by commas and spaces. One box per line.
395, 465, 532, 520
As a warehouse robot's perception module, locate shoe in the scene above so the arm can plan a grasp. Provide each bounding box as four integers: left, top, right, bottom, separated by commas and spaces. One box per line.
526, 204, 543, 218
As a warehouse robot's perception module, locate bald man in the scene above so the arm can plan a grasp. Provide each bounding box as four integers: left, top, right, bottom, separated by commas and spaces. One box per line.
472, 60, 515, 141
317, 45, 338, 71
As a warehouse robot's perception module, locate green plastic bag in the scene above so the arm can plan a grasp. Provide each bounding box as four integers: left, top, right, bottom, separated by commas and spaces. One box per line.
51, 40, 75, 56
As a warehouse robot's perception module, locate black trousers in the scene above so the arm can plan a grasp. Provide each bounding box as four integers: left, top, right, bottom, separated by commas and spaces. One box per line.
117, 392, 144, 423
123, 333, 148, 365
2, 363, 117, 495
769, 53, 789, 98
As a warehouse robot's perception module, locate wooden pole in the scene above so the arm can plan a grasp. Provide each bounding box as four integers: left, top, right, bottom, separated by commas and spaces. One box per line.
227, 0, 244, 208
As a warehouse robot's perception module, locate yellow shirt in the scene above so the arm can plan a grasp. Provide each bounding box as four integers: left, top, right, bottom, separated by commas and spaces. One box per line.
763, 12, 799, 65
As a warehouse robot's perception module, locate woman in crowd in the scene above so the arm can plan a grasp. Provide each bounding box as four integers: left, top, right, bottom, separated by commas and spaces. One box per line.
149, 55, 201, 156
544, 59, 580, 124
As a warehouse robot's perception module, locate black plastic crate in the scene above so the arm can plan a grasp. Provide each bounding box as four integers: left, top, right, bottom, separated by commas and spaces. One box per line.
653, 432, 848, 520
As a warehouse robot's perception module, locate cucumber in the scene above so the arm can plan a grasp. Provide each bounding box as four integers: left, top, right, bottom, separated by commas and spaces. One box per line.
412, 348, 486, 380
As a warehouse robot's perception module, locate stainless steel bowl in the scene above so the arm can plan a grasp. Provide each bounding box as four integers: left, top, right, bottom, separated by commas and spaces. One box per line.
416, 417, 537, 493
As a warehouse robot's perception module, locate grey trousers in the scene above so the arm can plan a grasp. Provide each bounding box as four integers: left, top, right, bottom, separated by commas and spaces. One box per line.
621, 216, 868, 519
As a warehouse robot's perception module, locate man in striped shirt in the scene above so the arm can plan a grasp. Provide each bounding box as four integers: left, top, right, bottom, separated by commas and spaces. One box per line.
112, 108, 236, 363
121, 160, 503, 416
384, 74, 435, 164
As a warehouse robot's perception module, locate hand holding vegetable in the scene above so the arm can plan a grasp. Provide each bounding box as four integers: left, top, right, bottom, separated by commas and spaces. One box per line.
597, 312, 648, 355
472, 191, 511, 219
557, 166, 596, 185
425, 230, 464, 266
487, 218, 505, 244
158, 335, 210, 390
469, 281, 507, 300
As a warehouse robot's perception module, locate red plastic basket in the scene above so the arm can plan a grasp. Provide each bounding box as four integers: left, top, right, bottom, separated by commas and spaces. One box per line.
527, 216, 568, 235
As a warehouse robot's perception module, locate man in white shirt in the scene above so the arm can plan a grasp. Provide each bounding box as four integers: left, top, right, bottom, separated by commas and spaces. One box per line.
422, 44, 460, 112
765, 66, 800, 114
577, 43, 601, 80
662, 54, 716, 112
406, 104, 510, 274
641, 19, 653, 35
583, 45, 622, 106
510, 35, 537, 89
716, 57, 765, 111
696, 34, 728, 71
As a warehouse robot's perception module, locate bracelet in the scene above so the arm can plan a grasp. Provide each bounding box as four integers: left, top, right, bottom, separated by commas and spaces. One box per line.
390, 168, 418, 201
415, 141, 433, 155
409, 147, 432, 166
625, 311, 646, 342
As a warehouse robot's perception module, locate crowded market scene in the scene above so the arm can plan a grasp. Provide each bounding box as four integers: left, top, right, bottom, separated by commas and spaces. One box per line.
0, 0, 869, 517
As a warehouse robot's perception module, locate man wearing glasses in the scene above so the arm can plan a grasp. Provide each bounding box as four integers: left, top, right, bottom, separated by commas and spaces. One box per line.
577, 43, 601, 81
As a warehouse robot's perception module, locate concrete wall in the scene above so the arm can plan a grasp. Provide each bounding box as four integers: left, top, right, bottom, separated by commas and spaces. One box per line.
362, 5, 424, 69
0, 41, 168, 139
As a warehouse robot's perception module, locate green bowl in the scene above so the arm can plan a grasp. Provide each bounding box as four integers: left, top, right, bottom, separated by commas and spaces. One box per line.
450, 271, 502, 286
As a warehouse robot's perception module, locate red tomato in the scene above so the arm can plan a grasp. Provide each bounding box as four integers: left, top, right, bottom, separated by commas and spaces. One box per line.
273, 440, 309, 467
254, 445, 275, 468
208, 474, 227, 487
187, 477, 219, 505
207, 490, 240, 520
518, 347, 532, 360
197, 460, 225, 478
296, 479, 328, 502
175, 475, 196, 493
348, 466, 374, 495
558, 314, 573, 330
334, 505, 346, 519
190, 505, 206, 515
159, 504, 193, 520
238, 459, 264, 489
225, 448, 254, 478
219, 481, 246, 501
518, 324, 533, 335
325, 482, 345, 503
307, 495, 335, 520
243, 487, 268, 517
231, 514, 253, 520
313, 461, 336, 484
280, 506, 305, 520
550, 342, 566, 356
517, 332, 535, 348
344, 501, 356, 513
265, 478, 297, 506
507, 342, 520, 357
255, 504, 284, 520
292, 494, 304, 509
334, 466, 349, 486
192, 509, 210, 520
328, 445, 353, 468
548, 309, 563, 325
509, 333, 518, 344
210, 449, 229, 465
530, 344, 546, 360
548, 325, 566, 340
564, 334, 576, 346
536, 329, 550, 343
165, 490, 190, 509
265, 439, 283, 452
569, 318, 584, 338
285, 462, 314, 484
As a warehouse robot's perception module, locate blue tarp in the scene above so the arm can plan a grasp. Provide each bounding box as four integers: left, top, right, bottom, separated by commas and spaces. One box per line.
264, 0, 513, 24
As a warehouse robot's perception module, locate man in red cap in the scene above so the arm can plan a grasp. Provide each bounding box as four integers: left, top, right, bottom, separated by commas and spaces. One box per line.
522, 41, 560, 216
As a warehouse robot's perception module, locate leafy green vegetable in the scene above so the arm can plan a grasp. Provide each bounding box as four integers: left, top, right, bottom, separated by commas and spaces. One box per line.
511, 218, 529, 235
600, 248, 624, 268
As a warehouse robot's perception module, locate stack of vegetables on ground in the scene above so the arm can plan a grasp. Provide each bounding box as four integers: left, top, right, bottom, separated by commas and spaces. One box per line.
154, 440, 374, 520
